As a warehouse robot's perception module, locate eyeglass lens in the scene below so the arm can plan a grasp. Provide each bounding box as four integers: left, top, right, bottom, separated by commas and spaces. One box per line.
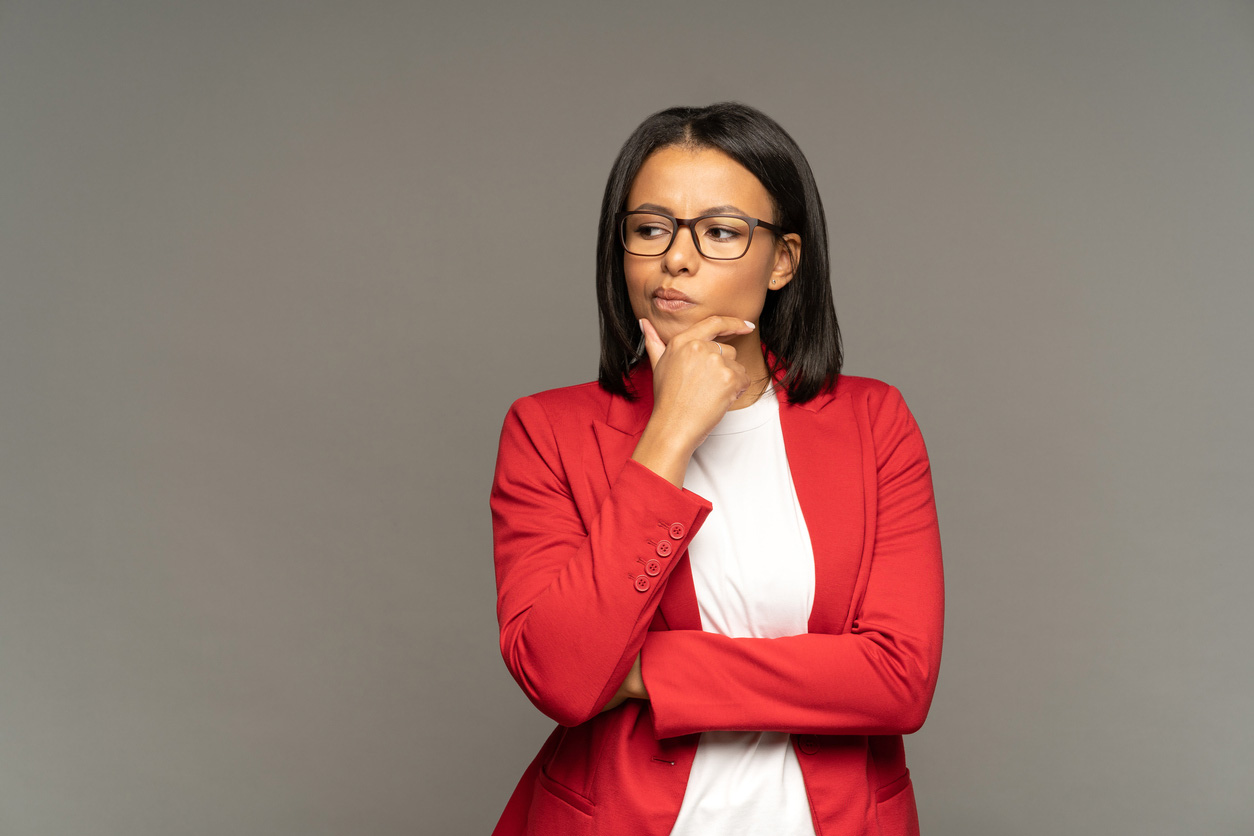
621, 213, 754, 259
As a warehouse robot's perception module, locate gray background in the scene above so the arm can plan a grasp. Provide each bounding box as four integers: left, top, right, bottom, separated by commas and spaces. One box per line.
2, 1, 1251, 834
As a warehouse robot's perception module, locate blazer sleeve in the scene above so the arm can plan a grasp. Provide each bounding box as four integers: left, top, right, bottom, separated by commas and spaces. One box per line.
640, 385, 944, 738
491, 394, 713, 728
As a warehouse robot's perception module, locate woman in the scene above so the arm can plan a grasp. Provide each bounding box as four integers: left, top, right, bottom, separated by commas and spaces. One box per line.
490, 102, 944, 836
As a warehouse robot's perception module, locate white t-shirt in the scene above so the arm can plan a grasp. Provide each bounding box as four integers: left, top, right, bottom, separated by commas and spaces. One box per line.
667, 383, 818, 836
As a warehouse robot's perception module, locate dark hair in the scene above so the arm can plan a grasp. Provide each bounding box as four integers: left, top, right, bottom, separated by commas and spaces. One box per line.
595, 102, 842, 403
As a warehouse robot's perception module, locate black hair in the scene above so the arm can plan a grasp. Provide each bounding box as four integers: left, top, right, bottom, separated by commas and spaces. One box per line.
595, 101, 842, 403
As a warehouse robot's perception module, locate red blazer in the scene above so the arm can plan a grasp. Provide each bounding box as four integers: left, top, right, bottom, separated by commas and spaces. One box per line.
490, 363, 944, 836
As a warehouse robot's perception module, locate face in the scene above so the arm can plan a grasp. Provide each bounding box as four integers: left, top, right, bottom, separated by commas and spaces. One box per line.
622, 145, 801, 347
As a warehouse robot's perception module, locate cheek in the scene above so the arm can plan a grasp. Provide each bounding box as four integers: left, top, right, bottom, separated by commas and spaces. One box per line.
622, 269, 650, 316
728, 264, 772, 305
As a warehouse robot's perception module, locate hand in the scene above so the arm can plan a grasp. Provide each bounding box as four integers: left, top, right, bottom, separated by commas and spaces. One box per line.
642, 317, 755, 443
598, 653, 648, 713
630, 316, 755, 486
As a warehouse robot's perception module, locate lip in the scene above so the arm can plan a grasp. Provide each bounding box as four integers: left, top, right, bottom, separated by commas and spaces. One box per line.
651, 287, 696, 312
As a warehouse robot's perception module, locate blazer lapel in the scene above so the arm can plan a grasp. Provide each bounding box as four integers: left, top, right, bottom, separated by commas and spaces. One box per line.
656, 543, 702, 631
778, 380, 866, 635
591, 364, 653, 491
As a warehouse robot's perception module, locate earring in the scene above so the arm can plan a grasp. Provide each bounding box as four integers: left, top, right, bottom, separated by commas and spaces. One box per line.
771, 279, 777, 285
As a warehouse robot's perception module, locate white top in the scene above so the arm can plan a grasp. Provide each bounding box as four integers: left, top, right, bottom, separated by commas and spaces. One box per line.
667, 383, 818, 836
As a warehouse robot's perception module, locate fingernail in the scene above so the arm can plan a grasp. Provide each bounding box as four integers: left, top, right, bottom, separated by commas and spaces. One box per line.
743, 320, 756, 329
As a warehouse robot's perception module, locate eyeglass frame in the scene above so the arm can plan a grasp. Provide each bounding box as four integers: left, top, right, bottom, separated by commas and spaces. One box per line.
615, 210, 788, 261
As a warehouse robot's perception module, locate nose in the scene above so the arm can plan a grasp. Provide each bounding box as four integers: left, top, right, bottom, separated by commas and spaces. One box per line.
663, 221, 700, 275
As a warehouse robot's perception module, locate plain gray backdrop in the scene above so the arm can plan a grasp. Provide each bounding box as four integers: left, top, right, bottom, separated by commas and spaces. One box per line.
2, 1, 1251, 834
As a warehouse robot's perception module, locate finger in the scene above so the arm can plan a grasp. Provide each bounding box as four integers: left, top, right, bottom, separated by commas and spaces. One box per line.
639, 318, 666, 369
674, 315, 757, 346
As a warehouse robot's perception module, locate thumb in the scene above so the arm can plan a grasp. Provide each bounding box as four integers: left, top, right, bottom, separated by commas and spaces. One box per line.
639, 319, 666, 369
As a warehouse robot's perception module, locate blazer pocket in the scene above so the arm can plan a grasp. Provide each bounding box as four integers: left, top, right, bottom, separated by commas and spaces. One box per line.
874, 769, 920, 836
526, 765, 595, 835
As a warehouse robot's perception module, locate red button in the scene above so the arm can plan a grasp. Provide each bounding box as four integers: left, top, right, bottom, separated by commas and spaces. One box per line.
645, 559, 662, 577
634, 575, 651, 592
655, 539, 673, 557
799, 735, 819, 755
669, 522, 686, 539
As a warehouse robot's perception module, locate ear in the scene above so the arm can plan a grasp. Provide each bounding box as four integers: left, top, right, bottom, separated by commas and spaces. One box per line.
768, 233, 802, 290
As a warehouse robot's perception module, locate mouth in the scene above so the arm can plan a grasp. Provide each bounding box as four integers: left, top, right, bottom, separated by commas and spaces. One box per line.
651, 287, 696, 313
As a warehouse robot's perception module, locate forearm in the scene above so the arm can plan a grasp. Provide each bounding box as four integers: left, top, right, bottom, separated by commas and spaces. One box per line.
495, 452, 709, 727
597, 653, 648, 713
640, 514, 943, 738
640, 624, 941, 738
630, 417, 697, 489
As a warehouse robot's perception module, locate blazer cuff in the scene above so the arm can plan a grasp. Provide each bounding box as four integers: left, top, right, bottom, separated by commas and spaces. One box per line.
609, 459, 713, 588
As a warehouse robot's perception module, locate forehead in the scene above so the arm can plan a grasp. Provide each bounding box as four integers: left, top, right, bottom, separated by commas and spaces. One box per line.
626, 146, 774, 218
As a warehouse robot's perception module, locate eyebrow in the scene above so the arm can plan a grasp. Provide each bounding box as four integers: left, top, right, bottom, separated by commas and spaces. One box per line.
630, 202, 752, 217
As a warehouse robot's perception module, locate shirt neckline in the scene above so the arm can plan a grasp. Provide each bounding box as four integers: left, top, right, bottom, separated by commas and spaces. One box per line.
705, 383, 779, 437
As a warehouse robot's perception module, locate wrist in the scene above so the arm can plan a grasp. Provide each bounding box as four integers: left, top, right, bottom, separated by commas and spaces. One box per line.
631, 421, 695, 488
630, 654, 649, 700
633, 670, 649, 700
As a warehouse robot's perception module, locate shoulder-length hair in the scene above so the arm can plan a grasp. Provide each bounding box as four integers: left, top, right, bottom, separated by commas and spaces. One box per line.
595, 101, 842, 403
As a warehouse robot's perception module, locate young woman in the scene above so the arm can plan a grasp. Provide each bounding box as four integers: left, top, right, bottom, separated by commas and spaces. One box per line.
490, 102, 944, 836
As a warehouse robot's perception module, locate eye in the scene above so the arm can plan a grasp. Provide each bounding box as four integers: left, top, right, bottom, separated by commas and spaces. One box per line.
635, 223, 671, 239
703, 225, 743, 241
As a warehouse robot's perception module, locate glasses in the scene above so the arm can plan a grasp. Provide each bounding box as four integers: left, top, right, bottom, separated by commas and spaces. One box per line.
616, 211, 785, 260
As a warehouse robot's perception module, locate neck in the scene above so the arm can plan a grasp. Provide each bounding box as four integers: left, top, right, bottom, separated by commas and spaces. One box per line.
725, 334, 772, 410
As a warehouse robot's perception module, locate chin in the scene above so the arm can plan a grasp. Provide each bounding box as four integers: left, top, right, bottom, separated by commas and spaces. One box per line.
652, 323, 681, 345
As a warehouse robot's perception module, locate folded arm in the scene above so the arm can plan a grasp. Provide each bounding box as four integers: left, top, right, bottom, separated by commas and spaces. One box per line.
640, 386, 945, 738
